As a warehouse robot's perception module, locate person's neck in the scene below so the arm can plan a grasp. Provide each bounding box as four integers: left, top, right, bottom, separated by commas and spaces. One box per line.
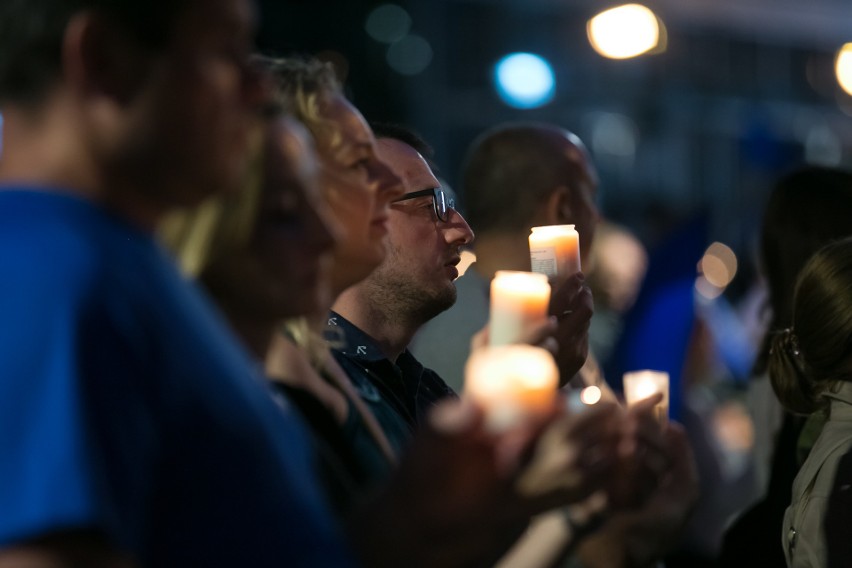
0, 105, 163, 232
220, 305, 276, 362
0, 107, 100, 195
471, 232, 532, 280
332, 285, 416, 363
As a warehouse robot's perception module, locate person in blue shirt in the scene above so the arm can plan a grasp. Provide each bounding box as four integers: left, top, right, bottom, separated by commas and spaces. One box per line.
0, 1, 353, 566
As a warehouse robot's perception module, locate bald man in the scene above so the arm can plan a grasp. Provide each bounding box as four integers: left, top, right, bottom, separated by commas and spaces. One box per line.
411, 123, 699, 567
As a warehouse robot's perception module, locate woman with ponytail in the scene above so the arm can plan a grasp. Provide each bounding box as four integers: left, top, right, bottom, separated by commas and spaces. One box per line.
768, 236, 852, 567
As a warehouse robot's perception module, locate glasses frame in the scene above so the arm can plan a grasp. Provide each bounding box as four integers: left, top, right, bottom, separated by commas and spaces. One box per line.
392, 188, 456, 222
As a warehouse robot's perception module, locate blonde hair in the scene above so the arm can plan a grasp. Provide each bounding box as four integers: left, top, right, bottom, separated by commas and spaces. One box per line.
159, 131, 265, 277
257, 56, 343, 152
255, 56, 350, 369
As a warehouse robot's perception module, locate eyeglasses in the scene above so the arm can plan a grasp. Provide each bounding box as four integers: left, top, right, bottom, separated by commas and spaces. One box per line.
392, 188, 456, 222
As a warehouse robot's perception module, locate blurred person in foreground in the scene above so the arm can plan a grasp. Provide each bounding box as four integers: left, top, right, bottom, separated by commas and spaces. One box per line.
0, 1, 356, 566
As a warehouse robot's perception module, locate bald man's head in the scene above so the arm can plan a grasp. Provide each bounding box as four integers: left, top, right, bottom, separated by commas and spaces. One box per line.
462, 123, 598, 249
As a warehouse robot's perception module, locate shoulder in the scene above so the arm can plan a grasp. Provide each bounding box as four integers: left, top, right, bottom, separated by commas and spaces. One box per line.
0, 192, 133, 302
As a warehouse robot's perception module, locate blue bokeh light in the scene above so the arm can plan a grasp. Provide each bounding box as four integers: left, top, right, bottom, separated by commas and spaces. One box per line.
494, 53, 555, 109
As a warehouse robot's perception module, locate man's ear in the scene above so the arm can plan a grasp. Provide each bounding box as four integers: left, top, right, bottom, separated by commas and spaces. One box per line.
63, 12, 153, 106
542, 186, 573, 226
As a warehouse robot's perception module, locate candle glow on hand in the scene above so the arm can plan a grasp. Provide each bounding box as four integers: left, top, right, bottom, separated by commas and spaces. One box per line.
489, 271, 551, 346
623, 370, 669, 423
465, 344, 559, 431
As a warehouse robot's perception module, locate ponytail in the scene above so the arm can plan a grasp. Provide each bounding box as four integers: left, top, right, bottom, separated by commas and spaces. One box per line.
768, 328, 820, 415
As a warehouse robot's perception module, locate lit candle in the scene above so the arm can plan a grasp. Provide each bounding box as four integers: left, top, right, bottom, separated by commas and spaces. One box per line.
489, 271, 551, 346
622, 370, 669, 423
464, 344, 559, 431
529, 224, 581, 280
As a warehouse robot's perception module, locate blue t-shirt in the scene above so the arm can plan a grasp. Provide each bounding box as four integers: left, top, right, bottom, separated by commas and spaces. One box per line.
0, 189, 353, 567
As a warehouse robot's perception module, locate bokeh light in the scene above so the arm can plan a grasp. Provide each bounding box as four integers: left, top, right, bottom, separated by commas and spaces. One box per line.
588, 4, 661, 60
590, 112, 639, 158
835, 43, 852, 96
580, 386, 602, 405
365, 4, 411, 44
700, 242, 738, 288
695, 242, 737, 300
695, 275, 724, 300
386, 34, 433, 76
494, 53, 556, 109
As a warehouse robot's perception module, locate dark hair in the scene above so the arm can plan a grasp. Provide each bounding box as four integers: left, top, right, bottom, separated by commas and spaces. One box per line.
461, 122, 594, 235
769, 237, 852, 415
370, 122, 433, 158
754, 166, 852, 375
0, 0, 185, 105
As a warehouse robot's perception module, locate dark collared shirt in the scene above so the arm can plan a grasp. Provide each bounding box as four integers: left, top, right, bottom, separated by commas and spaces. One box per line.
326, 311, 457, 430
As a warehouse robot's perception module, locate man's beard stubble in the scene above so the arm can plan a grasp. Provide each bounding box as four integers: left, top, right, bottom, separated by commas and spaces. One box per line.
364, 265, 458, 330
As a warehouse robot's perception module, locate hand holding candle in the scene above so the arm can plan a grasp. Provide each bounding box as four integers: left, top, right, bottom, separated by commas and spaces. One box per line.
623, 370, 670, 424
529, 224, 581, 281
489, 271, 551, 346
464, 344, 559, 432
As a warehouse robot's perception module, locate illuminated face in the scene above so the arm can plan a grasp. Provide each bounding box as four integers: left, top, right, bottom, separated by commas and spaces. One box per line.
313, 95, 403, 290
366, 138, 474, 321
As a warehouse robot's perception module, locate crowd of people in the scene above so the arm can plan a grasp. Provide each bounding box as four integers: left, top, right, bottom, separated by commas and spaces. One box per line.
0, 1, 850, 567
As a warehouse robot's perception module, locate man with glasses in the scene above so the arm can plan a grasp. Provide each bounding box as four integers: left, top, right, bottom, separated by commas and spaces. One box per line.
328, 125, 472, 427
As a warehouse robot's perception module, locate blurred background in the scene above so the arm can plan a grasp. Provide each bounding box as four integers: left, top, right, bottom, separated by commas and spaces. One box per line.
260, 0, 852, 263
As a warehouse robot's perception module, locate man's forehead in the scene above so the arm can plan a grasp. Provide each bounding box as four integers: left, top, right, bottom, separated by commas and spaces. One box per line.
376, 138, 439, 192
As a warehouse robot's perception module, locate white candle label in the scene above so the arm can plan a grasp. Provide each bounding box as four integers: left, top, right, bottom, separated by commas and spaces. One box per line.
530, 246, 559, 277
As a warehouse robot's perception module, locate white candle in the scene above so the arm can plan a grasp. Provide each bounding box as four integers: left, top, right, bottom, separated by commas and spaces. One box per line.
489, 271, 551, 346
464, 344, 560, 431
529, 224, 581, 280
623, 370, 669, 423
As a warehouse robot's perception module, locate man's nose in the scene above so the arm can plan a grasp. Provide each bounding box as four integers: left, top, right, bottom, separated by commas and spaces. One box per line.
443, 208, 474, 246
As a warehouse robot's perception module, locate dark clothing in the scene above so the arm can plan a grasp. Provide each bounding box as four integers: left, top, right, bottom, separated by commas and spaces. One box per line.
717, 412, 804, 567
270, 382, 370, 514
326, 311, 457, 430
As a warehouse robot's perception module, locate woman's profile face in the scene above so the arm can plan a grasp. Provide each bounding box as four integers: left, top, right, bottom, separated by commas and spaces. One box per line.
239, 118, 338, 318
313, 94, 403, 290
